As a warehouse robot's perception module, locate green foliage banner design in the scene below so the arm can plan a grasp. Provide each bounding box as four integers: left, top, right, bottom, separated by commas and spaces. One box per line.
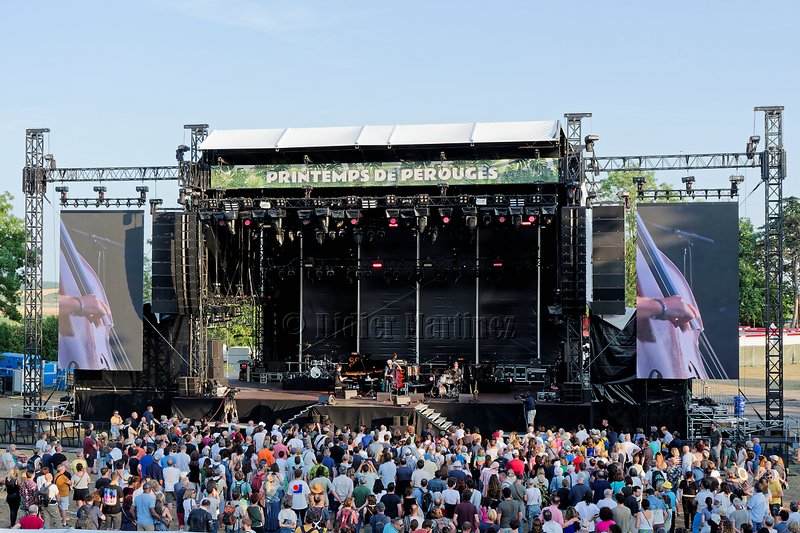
211, 159, 559, 189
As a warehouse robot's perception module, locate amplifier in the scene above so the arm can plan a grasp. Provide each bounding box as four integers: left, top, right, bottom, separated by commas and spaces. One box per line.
537, 391, 558, 402
344, 389, 358, 399
395, 395, 411, 406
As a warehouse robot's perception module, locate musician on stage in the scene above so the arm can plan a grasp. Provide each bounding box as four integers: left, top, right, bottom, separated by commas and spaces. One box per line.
383, 359, 395, 393
334, 364, 347, 388
451, 361, 463, 392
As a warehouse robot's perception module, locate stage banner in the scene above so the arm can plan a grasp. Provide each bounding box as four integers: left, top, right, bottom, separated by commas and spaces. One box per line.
636, 203, 739, 380
211, 158, 558, 189
59, 211, 144, 371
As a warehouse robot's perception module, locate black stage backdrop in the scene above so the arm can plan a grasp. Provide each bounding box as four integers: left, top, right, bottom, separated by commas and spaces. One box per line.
359, 231, 417, 359
636, 203, 739, 379
302, 235, 357, 359
419, 227, 476, 361
479, 227, 538, 362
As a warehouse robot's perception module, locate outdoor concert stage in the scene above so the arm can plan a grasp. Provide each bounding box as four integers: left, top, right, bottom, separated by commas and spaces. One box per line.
167, 382, 593, 435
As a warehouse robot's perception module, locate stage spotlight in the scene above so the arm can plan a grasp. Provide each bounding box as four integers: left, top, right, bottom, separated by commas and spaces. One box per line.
429, 226, 438, 243
632, 176, 646, 198
747, 135, 761, 159
371, 259, 384, 269
93, 186, 107, 204
682, 176, 695, 195
199, 211, 212, 224
458, 194, 469, 204
617, 191, 631, 210
275, 230, 285, 246
298, 209, 313, 225
482, 212, 493, 226
585, 134, 599, 152
287, 231, 296, 243
511, 215, 522, 228
213, 213, 225, 227
149, 198, 163, 216
400, 209, 416, 226
328, 231, 337, 241
465, 216, 477, 230
175, 144, 190, 162
346, 209, 361, 225
386, 195, 397, 205
415, 207, 429, 234
136, 186, 149, 205
55, 186, 69, 205
315, 207, 331, 233
366, 230, 375, 242
439, 208, 453, 224
353, 229, 364, 245
492, 257, 504, 268
385, 208, 400, 228
730, 174, 745, 195
315, 230, 325, 245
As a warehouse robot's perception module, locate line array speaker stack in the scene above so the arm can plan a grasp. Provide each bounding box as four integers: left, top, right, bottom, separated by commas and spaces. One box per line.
174, 213, 199, 315
560, 207, 587, 312
591, 206, 626, 315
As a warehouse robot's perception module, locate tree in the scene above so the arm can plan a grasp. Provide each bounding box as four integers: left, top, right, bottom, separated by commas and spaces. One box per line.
42, 315, 58, 360
0, 193, 24, 321
738, 218, 763, 326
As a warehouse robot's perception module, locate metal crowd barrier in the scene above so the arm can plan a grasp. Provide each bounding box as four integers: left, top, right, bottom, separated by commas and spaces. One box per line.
0, 417, 109, 449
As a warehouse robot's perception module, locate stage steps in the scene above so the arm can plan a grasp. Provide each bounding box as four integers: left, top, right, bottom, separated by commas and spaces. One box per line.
414, 403, 454, 432
281, 403, 319, 431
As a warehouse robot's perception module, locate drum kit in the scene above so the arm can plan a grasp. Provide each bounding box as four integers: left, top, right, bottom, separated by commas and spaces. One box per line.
429, 369, 462, 399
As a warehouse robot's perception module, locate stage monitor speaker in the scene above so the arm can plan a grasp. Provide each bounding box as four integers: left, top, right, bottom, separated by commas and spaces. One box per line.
344, 389, 358, 399
560, 207, 587, 312
591, 206, 625, 315
207, 340, 227, 385
377, 392, 392, 402
178, 376, 200, 396
409, 393, 425, 403
395, 396, 411, 406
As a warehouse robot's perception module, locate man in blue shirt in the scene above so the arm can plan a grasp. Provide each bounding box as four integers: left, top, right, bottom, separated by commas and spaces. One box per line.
133, 482, 161, 530
520, 393, 536, 428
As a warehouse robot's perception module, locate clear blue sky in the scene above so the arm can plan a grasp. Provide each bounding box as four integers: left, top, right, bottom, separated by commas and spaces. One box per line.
0, 1, 797, 280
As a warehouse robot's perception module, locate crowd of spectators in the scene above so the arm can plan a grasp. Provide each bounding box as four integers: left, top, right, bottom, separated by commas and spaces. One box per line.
0, 409, 793, 533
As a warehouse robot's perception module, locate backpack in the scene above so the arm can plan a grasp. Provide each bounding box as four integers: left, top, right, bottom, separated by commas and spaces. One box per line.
421, 489, 434, 515
251, 471, 266, 492
335, 508, 356, 533
75, 504, 91, 529
219, 503, 237, 526
307, 506, 325, 529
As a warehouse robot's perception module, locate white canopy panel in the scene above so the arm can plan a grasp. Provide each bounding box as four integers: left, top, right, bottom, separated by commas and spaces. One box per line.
200, 120, 561, 151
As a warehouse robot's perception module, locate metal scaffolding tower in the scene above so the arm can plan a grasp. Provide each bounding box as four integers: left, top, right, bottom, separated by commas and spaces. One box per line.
756, 106, 786, 422
22, 129, 48, 411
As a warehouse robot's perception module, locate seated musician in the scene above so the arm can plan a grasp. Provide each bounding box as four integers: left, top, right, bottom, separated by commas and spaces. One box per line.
334, 364, 347, 388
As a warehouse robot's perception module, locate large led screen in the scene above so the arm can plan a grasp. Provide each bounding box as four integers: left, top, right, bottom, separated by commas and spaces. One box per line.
636, 203, 738, 380
59, 211, 144, 371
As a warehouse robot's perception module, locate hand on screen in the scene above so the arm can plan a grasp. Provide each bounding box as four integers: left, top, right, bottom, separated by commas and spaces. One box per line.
661, 296, 698, 327
80, 294, 110, 326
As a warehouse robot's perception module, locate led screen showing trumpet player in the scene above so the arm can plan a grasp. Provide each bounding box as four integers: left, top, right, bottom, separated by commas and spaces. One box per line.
636, 203, 739, 380
59, 211, 144, 371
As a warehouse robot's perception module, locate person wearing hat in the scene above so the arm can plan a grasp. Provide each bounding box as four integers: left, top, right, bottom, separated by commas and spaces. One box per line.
133, 482, 163, 530
370, 502, 391, 533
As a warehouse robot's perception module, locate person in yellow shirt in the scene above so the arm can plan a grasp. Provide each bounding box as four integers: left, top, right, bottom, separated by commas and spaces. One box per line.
110, 411, 123, 440
767, 470, 783, 516
54, 463, 72, 527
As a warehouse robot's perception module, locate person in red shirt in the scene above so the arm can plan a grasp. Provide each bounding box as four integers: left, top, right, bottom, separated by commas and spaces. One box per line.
507, 451, 525, 477
13, 505, 44, 529
82, 430, 98, 473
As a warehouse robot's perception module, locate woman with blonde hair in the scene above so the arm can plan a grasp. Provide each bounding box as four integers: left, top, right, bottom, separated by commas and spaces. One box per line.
336, 497, 358, 533
5, 467, 21, 526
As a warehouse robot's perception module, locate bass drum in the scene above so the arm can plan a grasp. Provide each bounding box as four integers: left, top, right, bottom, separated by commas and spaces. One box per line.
310, 366, 323, 379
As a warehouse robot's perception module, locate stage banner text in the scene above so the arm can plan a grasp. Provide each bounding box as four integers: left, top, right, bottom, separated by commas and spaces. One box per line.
211, 158, 558, 189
